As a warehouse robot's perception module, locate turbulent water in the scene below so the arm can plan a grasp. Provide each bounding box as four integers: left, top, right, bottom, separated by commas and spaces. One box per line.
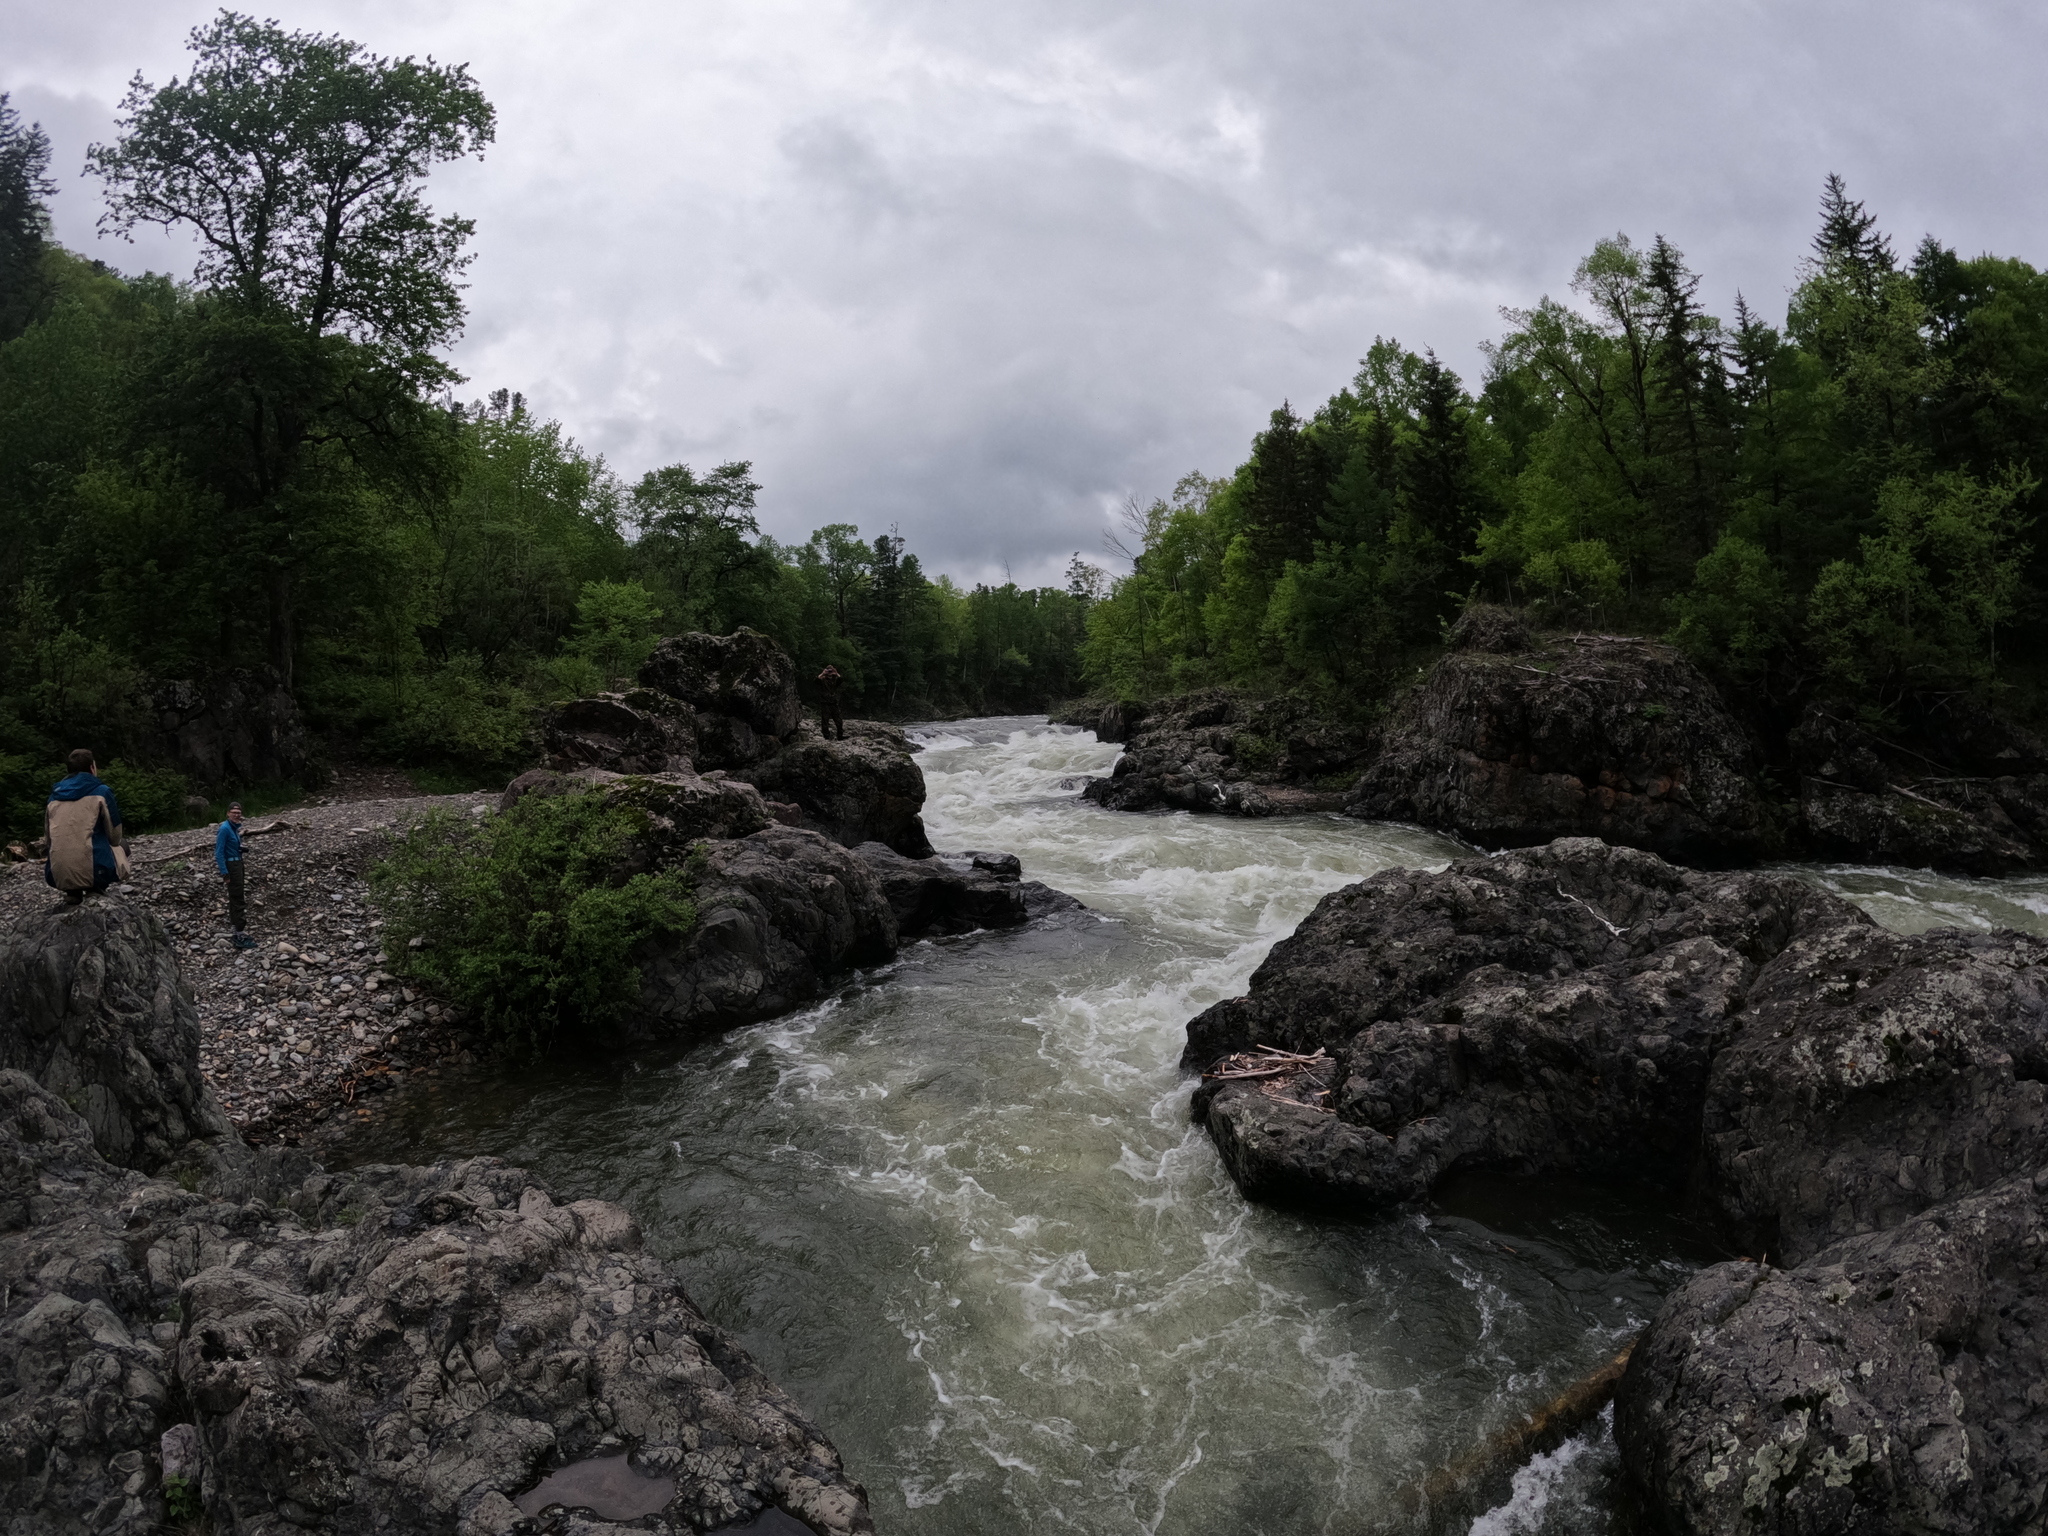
341, 720, 2048, 1535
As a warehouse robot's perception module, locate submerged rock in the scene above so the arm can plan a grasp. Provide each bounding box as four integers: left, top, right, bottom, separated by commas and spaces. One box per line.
1346, 634, 1766, 865
0, 893, 876, 1536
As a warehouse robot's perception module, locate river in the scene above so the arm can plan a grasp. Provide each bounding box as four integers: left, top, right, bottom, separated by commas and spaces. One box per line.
338, 719, 2048, 1534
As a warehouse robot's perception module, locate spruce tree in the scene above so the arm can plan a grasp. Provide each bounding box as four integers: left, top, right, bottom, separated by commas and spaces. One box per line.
0, 93, 55, 342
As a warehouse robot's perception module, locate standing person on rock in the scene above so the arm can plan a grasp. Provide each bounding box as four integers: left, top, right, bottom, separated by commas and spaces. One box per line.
817, 664, 847, 740
43, 749, 127, 904
215, 802, 255, 949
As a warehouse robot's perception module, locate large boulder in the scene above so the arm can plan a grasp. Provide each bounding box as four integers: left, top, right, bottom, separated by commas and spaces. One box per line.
1345, 634, 1767, 865
0, 898, 237, 1174
734, 733, 934, 857
498, 768, 771, 853
146, 668, 314, 788
630, 826, 898, 1039
639, 629, 803, 744
1186, 840, 1848, 1209
540, 688, 697, 775
1617, 1169, 2048, 1536
1077, 691, 1371, 816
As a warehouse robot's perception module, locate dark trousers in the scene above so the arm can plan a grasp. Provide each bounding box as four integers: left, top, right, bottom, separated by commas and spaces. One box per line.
224, 860, 246, 931
822, 700, 844, 739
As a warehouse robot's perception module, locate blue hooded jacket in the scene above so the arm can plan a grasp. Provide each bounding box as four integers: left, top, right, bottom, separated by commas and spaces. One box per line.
49, 772, 122, 885
215, 817, 244, 873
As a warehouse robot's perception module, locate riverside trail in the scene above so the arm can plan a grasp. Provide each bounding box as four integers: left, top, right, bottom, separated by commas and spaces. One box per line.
332, 719, 2048, 1534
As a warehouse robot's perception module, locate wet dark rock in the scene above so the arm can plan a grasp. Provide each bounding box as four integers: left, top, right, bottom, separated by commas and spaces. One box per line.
0, 898, 237, 1175
639, 629, 803, 743
733, 734, 934, 858
1186, 839, 1846, 1209
1346, 636, 1766, 865
542, 689, 698, 775
146, 668, 314, 788
1050, 699, 1147, 744
1077, 691, 1371, 816
1790, 706, 2048, 875
853, 843, 1028, 937
1618, 1169, 2048, 1536
630, 827, 897, 1040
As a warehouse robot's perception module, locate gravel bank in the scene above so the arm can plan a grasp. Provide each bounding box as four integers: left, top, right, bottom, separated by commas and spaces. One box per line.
0, 786, 495, 1147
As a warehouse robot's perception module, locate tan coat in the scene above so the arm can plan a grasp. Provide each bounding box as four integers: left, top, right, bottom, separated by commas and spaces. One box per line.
45, 793, 123, 891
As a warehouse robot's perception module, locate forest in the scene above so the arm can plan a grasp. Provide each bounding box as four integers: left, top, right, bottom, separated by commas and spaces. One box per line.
5, 12, 2046, 837
0, 20, 1094, 837
1086, 181, 2048, 737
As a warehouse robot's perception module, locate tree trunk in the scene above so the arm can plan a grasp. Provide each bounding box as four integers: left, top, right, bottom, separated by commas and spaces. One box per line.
266, 564, 295, 694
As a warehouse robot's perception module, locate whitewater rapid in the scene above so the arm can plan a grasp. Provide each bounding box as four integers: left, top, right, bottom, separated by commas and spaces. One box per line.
343, 720, 2048, 1535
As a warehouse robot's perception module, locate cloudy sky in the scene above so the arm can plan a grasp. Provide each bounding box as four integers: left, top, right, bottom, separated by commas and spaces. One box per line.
6, 1, 2044, 585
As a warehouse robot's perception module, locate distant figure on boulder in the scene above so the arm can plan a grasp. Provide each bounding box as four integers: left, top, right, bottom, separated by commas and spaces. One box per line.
817, 664, 847, 740
215, 801, 255, 949
44, 748, 126, 903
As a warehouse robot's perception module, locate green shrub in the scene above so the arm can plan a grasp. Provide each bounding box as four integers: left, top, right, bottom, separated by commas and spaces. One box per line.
370, 790, 696, 1055
163, 1474, 203, 1524
368, 652, 538, 781
98, 759, 191, 830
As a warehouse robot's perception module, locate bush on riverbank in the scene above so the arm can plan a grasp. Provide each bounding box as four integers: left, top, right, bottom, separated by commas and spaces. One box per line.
371, 790, 696, 1055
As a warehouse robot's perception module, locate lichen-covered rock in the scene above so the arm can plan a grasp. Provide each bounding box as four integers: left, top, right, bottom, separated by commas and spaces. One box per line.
1346, 635, 1766, 865
733, 734, 934, 858
0, 898, 237, 1175
639, 630, 802, 743
630, 827, 898, 1040
1617, 1169, 2048, 1536
497, 769, 770, 853
853, 843, 1028, 937
542, 689, 698, 776
1701, 920, 2048, 1265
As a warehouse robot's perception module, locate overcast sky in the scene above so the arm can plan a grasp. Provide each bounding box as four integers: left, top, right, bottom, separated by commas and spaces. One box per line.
6, 1, 2045, 586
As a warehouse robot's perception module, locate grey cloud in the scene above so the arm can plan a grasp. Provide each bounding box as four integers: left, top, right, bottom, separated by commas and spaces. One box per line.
6, 0, 2047, 587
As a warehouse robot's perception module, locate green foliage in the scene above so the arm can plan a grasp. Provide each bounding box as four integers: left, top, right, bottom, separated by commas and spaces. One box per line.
97, 759, 190, 831
371, 792, 696, 1055
367, 653, 535, 781
163, 1474, 203, 1524
1670, 534, 1797, 685
566, 580, 664, 686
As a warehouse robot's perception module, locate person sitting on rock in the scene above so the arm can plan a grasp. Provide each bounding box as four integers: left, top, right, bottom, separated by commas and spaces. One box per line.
817, 664, 847, 740
215, 801, 255, 949
44, 748, 126, 904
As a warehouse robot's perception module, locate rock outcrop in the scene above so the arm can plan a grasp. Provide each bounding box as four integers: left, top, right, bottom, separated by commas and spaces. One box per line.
0, 894, 875, 1536
1618, 1171, 2048, 1535
629, 826, 898, 1041
535, 630, 939, 859
734, 735, 934, 857
0, 900, 238, 1174
1076, 691, 1372, 816
639, 629, 804, 755
1791, 704, 2048, 875
1181, 835, 2048, 1533
1345, 634, 1767, 865
541, 689, 698, 776
853, 843, 1030, 937
146, 668, 315, 788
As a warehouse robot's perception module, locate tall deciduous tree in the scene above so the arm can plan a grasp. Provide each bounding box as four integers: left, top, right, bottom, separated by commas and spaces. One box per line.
86, 13, 494, 690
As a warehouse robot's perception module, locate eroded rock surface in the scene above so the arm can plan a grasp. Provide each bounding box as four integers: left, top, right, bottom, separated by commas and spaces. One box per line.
853, 843, 1029, 937
1346, 635, 1766, 865
542, 690, 699, 776
639, 630, 803, 747
0, 888, 875, 1536
1618, 1170, 2048, 1536
735, 735, 934, 857
0, 900, 236, 1174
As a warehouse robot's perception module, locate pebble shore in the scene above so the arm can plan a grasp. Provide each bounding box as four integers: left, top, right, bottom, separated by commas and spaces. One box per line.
0, 782, 496, 1146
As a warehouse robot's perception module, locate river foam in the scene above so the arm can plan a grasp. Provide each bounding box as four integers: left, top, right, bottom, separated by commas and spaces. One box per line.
339, 719, 2048, 1534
